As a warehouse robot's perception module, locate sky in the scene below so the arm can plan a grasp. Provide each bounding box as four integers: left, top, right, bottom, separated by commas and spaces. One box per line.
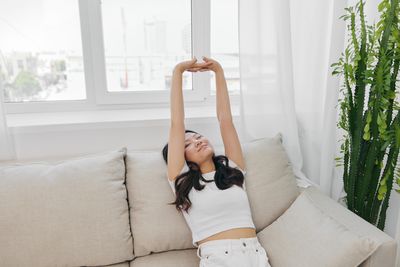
0, 0, 82, 53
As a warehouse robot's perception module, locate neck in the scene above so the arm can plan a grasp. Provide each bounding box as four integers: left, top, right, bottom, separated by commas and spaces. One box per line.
199, 159, 215, 174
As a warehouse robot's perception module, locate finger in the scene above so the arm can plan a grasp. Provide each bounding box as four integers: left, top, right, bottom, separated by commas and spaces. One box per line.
191, 60, 204, 67
194, 62, 212, 67
199, 61, 212, 65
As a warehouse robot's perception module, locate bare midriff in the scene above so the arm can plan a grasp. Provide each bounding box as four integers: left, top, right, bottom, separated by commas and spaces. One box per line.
196, 227, 257, 246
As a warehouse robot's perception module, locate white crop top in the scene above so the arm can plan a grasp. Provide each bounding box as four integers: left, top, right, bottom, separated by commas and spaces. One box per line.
167, 158, 256, 248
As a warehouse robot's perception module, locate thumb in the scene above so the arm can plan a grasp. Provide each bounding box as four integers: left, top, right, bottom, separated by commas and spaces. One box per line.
202, 56, 208, 61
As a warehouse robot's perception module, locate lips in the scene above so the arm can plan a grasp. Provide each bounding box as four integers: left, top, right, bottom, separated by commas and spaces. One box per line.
198, 144, 207, 152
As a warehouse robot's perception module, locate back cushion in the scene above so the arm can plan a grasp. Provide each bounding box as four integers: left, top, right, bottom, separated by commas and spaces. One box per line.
0, 148, 134, 267
125, 151, 194, 257
244, 134, 300, 231
126, 133, 300, 257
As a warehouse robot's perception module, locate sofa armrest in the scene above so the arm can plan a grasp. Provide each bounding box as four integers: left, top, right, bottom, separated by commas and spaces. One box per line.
301, 186, 397, 267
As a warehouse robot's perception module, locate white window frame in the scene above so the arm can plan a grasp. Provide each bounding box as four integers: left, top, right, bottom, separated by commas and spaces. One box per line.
4, 0, 240, 114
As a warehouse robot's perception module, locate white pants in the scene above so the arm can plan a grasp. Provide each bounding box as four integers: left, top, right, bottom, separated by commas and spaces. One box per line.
196, 237, 272, 267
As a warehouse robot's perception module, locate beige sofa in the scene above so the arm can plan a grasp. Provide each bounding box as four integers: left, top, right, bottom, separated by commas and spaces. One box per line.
0, 134, 397, 267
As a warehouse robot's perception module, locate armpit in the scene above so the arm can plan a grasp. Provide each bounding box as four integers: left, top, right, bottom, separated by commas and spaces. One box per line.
167, 161, 190, 194
227, 157, 247, 176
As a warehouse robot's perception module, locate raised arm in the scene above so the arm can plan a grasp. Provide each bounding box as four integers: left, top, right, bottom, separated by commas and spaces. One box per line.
167, 58, 213, 181
202, 56, 246, 171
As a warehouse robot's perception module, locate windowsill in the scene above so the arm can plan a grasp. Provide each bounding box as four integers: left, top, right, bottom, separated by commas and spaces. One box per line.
7, 104, 241, 134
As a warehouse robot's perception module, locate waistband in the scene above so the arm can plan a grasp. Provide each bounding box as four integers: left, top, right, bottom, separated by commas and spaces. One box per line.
196, 237, 261, 258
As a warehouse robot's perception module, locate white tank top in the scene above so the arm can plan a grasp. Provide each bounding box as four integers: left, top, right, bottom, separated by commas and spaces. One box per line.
167, 158, 256, 247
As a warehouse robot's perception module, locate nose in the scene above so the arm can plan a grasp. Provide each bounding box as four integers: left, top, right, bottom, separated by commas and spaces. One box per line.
196, 140, 202, 147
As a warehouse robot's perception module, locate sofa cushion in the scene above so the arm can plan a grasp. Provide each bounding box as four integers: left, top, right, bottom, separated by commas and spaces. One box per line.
303, 186, 397, 267
125, 151, 194, 257
101, 262, 130, 267
244, 133, 300, 231
0, 148, 134, 267
126, 133, 300, 257
130, 249, 199, 267
257, 190, 381, 267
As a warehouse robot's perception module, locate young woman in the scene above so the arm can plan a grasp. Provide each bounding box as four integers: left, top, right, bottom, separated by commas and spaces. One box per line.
162, 56, 271, 267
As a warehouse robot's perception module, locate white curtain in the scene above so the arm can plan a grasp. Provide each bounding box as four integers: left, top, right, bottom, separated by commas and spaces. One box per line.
0, 77, 15, 161
239, 0, 354, 201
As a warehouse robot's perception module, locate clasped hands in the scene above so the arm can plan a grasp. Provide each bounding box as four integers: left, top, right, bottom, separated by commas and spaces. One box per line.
174, 56, 222, 74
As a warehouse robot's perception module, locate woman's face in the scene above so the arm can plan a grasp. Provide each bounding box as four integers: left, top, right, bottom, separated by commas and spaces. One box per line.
184, 132, 214, 164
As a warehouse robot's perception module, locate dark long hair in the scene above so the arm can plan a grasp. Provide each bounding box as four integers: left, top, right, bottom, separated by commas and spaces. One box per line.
162, 129, 244, 213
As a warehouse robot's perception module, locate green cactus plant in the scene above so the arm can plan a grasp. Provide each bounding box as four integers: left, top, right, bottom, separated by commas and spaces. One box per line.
332, 0, 400, 230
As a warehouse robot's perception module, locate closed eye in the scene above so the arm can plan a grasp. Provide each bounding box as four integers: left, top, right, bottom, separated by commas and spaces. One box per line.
185, 134, 202, 148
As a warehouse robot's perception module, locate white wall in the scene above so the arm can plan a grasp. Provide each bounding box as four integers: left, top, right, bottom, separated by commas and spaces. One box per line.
8, 116, 243, 162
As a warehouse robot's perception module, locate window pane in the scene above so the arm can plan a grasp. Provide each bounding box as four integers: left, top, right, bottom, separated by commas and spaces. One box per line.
0, 0, 86, 102
210, 0, 239, 95
101, 0, 192, 92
